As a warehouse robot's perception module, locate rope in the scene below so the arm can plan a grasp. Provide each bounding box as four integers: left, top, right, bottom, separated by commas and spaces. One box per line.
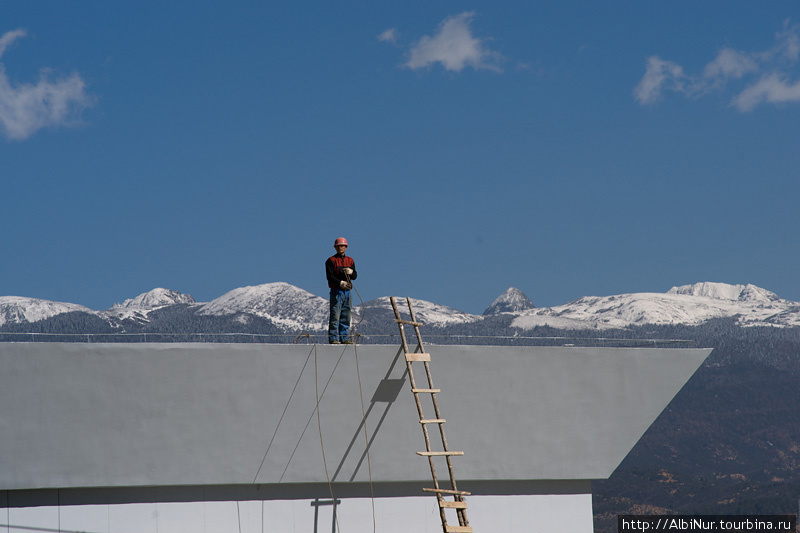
309, 270, 376, 533
236, 501, 241, 533
278, 345, 348, 483
252, 341, 314, 483
343, 269, 365, 334
352, 339, 377, 533
342, 271, 377, 533
310, 335, 342, 533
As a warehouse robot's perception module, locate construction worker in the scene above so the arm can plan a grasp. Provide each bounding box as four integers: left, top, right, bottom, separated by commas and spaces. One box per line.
326, 237, 358, 344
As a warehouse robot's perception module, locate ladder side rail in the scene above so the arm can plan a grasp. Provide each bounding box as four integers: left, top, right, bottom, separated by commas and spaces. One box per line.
405, 299, 469, 529
421, 357, 467, 527
390, 298, 431, 449
393, 297, 449, 530
397, 298, 450, 527
423, 357, 466, 526
406, 297, 426, 354
404, 297, 444, 449
390, 297, 413, 356
390, 298, 445, 503
397, 297, 471, 532
406, 300, 462, 492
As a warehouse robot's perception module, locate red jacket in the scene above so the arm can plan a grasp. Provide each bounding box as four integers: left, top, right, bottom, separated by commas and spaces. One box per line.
326, 254, 357, 289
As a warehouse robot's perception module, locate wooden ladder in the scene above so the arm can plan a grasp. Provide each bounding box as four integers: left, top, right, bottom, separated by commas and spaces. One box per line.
390, 296, 473, 533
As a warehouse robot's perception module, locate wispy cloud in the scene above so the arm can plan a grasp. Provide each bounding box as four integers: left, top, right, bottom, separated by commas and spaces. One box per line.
733, 73, 800, 111
0, 28, 26, 57
377, 28, 397, 44
634, 56, 688, 105
702, 48, 759, 85
394, 12, 503, 73
0, 28, 92, 140
634, 20, 800, 111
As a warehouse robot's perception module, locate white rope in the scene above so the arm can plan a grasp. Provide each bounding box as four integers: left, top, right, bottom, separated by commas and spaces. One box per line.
236, 501, 241, 533
353, 341, 377, 533
312, 338, 342, 533
252, 342, 314, 483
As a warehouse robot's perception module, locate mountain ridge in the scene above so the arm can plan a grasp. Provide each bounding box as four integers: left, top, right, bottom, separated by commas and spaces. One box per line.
1, 282, 798, 331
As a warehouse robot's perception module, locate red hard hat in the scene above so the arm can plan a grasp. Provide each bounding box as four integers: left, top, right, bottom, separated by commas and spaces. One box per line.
334, 237, 348, 247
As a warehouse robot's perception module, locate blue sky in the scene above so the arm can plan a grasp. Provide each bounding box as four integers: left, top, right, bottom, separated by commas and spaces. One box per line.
2, 1, 799, 314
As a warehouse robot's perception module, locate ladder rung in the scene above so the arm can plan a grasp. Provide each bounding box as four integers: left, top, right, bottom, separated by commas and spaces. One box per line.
405, 352, 431, 362
445, 527, 473, 533
439, 501, 468, 509
419, 419, 445, 424
417, 451, 463, 456
423, 488, 471, 496
412, 388, 441, 393
395, 319, 424, 326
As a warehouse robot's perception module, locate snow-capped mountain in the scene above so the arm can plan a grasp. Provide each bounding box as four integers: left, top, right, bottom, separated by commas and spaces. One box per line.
114, 288, 196, 309
0, 296, 96, 327
1, 281, 798, 333
105, 288, 196, 322
197, 282, 328, 331
483, 287, 535, 315
666, 282, 779, 303
364, 297, 482, 327
511, 282, 800, 330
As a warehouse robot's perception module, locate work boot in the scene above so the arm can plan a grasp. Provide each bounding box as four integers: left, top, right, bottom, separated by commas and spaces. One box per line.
330, 340, 341, 344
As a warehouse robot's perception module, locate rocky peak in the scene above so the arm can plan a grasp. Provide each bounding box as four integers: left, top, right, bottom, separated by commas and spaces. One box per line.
483, 287, 534, 315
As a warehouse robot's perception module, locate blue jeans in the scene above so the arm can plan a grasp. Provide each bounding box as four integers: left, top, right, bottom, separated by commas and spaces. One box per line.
328, 288, 351, 343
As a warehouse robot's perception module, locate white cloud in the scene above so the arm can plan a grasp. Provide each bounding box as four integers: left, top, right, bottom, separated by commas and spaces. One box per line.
703, 48, 759, 82
404, 12, 502, 72
634, 22, 800, 111
0, 28, 92, 140
633, 56, 687, 105
0, 28, 26, 58
765, 20, 800, 62
733, 73, 800, 111
378, 28, 397, 44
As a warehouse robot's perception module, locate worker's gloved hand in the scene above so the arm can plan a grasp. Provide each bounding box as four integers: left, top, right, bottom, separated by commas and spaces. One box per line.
343, 267, 354, 276
339, 280, 352, 290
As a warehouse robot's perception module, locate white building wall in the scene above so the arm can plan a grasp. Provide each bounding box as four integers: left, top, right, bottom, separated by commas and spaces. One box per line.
0, 341, 712, 533
2, 494, 594, 533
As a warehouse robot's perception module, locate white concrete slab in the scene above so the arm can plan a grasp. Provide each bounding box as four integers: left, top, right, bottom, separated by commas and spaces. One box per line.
0, 342, 710, 498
